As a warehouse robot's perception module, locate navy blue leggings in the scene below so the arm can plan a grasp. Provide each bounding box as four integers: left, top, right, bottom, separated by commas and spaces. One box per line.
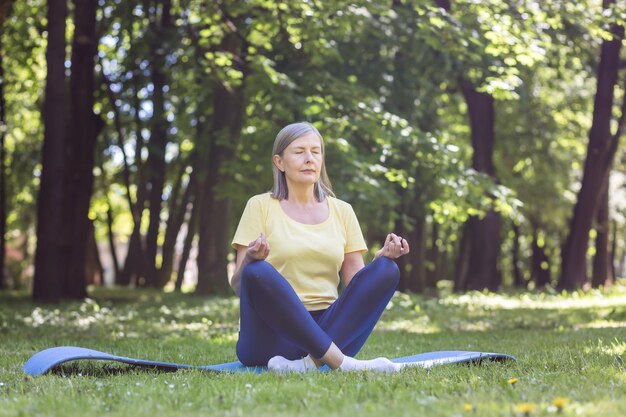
236, 257, 400, 366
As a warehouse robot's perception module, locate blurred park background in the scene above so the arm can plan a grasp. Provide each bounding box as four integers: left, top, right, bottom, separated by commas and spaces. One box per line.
1, 0, 626, 302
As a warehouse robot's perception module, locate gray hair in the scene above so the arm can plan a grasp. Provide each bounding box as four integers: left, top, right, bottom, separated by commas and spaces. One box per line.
271, 122, 334, 201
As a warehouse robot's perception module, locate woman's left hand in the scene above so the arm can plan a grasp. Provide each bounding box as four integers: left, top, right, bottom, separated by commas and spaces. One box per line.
375, 233, 410, 260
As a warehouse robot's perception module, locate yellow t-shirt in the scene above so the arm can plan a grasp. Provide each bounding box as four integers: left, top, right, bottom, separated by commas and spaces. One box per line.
231, 193, 368, 311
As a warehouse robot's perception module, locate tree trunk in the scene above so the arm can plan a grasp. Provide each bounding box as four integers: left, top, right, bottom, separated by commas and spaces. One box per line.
102, 70, 139, 235
61, 0, 98, 299
84, 219, 102, 286
106, 205, 120, 284
455, 213, 501, 291
144, 0, 172, 288
176, 21, 210, 293
454, 82, 501, 291
559, 2, 625, 290
407, 215, 426, 293
512, 223, 524, 288
196, 32, 246, 295
618, 221, 625, 279
120, 230, 142, 286
532, 229, 551, 288
434, 0, 500, 293
117, 75, 150, 286
610, 219, 617, 285
18, 225, 30, 289
158, 159, 196, 287
591, 180, 611, 287
175, 198, 199, 292
196, 137, 241, 294
33, 0, 68, 303
101, 71, 135, 286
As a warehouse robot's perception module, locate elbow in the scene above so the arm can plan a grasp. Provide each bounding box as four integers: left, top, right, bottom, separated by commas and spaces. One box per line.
229, 280, 240, 297
230, 275, 242, 297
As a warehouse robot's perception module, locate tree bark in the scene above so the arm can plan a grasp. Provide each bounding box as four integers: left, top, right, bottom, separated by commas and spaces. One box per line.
196, 31, 246, 295
84, 219, 102, 286
618, 221, 625, 279
101, 71, 137, 286
175, 195, 199, 292
454, 82, 501, 291
610, 219, 617, 284
61, 0, 99, 299
591, 180, 611, 287
158, 159, 197, 287
106, 205, 120, 284
407, 215, 426, 292
101, 71, 136, 225
118, 74, 150, 286
559, 2, 625, 290
144, 0, 172, 287
455, 213, 501, 291
33, 0, 68, 303
434, 0, 501, 293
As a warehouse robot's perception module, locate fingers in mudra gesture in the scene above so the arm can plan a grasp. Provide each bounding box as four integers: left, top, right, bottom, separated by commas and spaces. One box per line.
247, 233, 270, 260
376, 233, 410, 259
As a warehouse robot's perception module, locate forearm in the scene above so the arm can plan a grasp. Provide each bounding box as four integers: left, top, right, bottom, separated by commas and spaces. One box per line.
230, 253, 254, 297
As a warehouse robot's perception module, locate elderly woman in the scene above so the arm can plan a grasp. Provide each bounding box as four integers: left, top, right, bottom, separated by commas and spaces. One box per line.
230, 122, 410, 372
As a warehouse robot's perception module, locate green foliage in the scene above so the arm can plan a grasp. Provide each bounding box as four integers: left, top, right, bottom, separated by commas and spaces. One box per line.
2, 0, 46, 284
3, 0, 46, 222
2, 0, 622, 289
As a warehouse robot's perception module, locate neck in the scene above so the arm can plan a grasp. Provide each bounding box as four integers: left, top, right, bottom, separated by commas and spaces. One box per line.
286, 181, 317, 204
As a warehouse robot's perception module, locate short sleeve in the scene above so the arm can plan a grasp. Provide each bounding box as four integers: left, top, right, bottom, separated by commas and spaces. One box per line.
231, 195, 266, 249
343, 203, 368, 253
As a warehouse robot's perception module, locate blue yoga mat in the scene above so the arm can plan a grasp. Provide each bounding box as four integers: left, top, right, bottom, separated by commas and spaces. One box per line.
23, 346, 516, 376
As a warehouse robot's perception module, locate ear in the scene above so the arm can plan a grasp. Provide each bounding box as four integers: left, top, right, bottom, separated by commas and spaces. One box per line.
272, 154, 284, 172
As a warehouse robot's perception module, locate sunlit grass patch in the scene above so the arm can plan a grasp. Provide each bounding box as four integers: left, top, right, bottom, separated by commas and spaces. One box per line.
2, 287, 626, 416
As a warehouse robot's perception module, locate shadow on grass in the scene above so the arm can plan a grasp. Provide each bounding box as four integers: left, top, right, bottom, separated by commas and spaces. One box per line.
50, 361, 180, 377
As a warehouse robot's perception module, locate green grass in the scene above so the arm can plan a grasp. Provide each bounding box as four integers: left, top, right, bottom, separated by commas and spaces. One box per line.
2, 286, 626, 416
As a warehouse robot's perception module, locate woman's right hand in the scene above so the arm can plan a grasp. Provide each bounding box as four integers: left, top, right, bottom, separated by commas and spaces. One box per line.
246, 233, 270, 261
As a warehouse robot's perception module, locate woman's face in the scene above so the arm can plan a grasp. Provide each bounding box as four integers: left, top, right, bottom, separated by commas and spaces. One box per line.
273, 132, 324, 187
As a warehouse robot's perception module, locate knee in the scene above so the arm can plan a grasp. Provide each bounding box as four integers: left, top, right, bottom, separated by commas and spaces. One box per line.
242, 260, 271, 279
241, 261, 277, 290
371, 256, 400, 288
